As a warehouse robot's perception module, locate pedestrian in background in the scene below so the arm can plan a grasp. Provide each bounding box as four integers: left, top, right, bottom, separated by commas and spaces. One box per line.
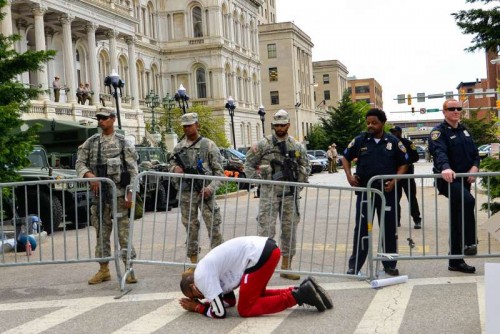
179, 236, 332, 318
428, 98, 479, 274
76, 107, 139, 284
244, 109, 311, 280
170, 113, 224, 266
52, 75, 61, 102
342, 108, 408, 276
327, 144, 338, 173
389, 126, 422, 229
76, 82, 84, 104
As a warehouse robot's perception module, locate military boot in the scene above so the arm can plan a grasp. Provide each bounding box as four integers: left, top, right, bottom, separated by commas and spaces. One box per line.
292, 281, 326, 312
126, 271, 138, 284
88, 262, 111, 285
182, 255, 197, 278
280, 256, 300, 280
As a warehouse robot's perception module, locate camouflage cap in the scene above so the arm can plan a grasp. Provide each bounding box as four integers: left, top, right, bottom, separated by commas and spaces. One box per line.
181, 112, 198, 125
96, 107, 116, 117
272, 109, 290, 125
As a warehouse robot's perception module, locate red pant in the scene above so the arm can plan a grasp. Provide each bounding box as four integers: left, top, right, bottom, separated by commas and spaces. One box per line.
237, 247, 297, 317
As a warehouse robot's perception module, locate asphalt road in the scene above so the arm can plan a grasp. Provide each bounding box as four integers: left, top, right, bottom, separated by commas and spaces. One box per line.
0, 160, 496, 333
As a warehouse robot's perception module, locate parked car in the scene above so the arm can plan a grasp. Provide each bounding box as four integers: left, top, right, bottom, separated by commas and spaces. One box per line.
307, 150, 328, 170
308, 154, 325, 174
415, 145, 426, 160
220, 148, 249, 189
478, 144, 491, 159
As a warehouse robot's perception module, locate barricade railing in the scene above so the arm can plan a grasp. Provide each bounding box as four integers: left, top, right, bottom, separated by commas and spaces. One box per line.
0, 178, 123, 288
367, 172, 500, 277
123, 171, 382, 290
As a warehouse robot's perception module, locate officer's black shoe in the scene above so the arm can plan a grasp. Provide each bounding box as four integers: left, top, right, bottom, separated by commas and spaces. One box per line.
292, 281, 326, 312
464, 244, 477, 256
346, 268, 358, 275
448, 263, 476, 274
414, 219, 422, 229
397, 222, 401, 227
384, 267, 400, 276
300, 276, 333, 310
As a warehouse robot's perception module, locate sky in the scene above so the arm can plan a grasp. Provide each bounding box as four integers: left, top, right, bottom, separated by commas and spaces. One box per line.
275, 0, 489, 122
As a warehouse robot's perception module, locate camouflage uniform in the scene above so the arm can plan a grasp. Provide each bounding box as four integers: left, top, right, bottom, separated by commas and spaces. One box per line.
244, 135, 310, 257
76, 132, 138, 260
171, 136, 224, 257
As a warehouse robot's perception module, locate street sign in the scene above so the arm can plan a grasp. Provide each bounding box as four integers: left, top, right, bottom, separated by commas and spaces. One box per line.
397, 94, 405, 104
428, 94, 444, 99
445, 91, 454, 99
427, 108, 440, 112
420, 108, 426, 114
417, 93, 425, 102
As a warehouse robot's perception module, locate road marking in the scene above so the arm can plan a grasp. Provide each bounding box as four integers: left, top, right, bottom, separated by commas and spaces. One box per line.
229, 309, 294, 334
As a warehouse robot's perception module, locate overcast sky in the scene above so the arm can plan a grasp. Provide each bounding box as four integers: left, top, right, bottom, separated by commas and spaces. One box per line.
275, 0, 488, 121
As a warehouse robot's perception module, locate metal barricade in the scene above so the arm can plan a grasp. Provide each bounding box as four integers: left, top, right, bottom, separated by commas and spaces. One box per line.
368, 172, 500, 277
123, 171, 382, 290
0, 178, 123, 288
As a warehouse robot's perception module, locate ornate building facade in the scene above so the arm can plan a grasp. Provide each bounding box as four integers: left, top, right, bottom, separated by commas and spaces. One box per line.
3, 0, 277, 149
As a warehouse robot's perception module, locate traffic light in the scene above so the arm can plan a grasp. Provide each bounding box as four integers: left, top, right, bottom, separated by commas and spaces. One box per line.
411, 107, 415, 115
407, 94, 412, 105
496, 100, 500, 110
459, 88, 466, 101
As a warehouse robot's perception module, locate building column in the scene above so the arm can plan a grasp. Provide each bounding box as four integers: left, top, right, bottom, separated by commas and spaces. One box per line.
1, 0, 13, 36
16, 19, 29, 83
86, 23, 100, 106
106, 29, 118, 74
33, 5, 49, 101
125, 36, 140, 110
60, 14, 76, 103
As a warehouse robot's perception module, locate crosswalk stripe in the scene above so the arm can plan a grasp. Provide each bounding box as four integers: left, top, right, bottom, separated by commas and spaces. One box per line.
229, 309, 294, 334
113, 299, 184, 334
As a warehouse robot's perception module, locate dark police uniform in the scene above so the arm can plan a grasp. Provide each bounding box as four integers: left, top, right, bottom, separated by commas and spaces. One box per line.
344, 132, 408, 273
396, 137, 421, 226
428, 121, 480, 266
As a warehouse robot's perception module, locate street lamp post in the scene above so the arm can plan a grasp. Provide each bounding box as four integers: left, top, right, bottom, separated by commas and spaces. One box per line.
145, 90, 160, 133
104, 69, 125, 129
294, 101, 301, 139
258, 105, 266, 136
225, 96, 237, 149
162, 93, 176, 134
174, 84, 189, 114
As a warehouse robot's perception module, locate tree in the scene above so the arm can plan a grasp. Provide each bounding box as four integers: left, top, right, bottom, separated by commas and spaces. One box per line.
460, 109, 497, 146
318, 90, 367, 153
452, 0, 500, 53
159, 103, 230, 148
0, 0, 55, 183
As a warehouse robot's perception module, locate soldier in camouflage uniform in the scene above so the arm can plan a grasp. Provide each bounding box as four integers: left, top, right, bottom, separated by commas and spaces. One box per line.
244, 109, 310, 280
170, 113, 224, 264
76, 107, 139, 285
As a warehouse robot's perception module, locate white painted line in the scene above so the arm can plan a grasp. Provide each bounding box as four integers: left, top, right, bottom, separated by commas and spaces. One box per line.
476, 276, 486, 334
3, 304, 102, 334
354, 282, 413, 334
113, 299, 184, 334
228, 309, 294, 334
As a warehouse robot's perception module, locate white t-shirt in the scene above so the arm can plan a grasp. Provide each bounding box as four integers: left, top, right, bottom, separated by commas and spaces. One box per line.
194, 236, 268, 301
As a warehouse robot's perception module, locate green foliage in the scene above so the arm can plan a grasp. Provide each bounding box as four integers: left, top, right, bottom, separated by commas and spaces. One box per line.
0, 0, 55, 183
159, 103, 230, 148
460, 109, 497, 146
479, 157, 500, 214
215, 181, 238, 195
452, 0, 500, 52
314, 90, 367, 153
307, 124, 329, 151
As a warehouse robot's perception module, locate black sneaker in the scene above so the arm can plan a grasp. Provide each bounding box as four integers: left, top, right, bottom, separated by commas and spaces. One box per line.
301, 276, 333, 310
292, 281, 326, 312
414, 218, 422, 229
384, 267, 400, 276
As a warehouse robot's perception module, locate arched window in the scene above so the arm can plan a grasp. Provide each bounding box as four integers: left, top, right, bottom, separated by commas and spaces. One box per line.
193, 6, 203, 38
196, 67, 207, 98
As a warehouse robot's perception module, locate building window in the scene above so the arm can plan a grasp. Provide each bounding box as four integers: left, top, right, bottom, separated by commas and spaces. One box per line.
355, 85, 370, 94
270, 91, 279, 105
269, 67, 278, 81
193, 6, 203, 37
267, 43, 276, 58
196, 68, 207, 98
323, 74, 329, 84
324, 90, 330, 101
347, 87, 352, 94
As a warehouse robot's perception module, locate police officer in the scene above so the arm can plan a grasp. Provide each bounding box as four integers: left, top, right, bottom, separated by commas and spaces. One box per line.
428, 99, 479, 274
170, 113, 224, 265
389, 126, 422, 229
76, 107, 139, 284
244, 109, 310, 280
342, 108, 408, 276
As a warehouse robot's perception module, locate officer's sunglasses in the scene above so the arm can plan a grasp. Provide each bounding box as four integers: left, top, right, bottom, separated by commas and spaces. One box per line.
96, 115, 110, 121
445, 107, 463, 112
